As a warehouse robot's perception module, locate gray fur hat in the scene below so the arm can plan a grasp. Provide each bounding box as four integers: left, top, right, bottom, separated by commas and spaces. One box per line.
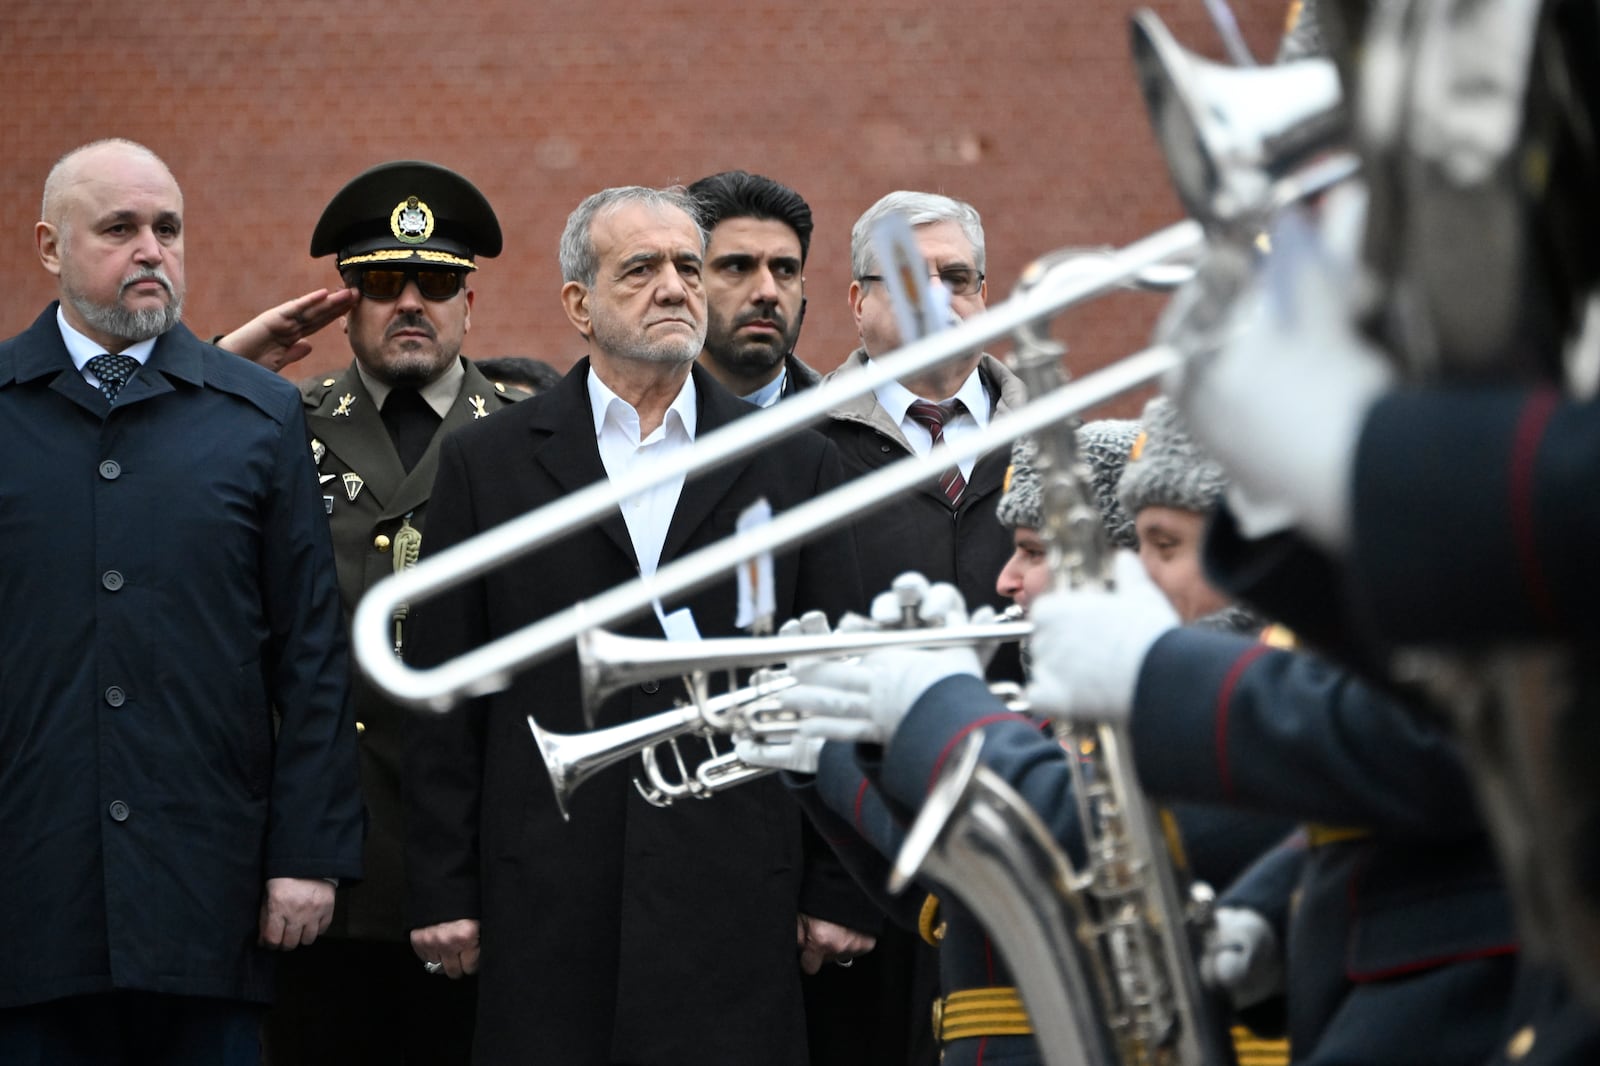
1116, 396, 1227, 517
996, 420, 1141, 550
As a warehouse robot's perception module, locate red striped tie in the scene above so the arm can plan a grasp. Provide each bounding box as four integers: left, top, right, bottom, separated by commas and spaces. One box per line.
907, 400, 966, 507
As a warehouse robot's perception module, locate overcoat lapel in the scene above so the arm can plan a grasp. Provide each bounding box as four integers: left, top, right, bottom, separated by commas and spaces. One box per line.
659, 364, 760, 564
525, 359, 638, 568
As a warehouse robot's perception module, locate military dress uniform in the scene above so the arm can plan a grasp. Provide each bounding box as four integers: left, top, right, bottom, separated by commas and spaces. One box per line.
261, 159, 519, 1065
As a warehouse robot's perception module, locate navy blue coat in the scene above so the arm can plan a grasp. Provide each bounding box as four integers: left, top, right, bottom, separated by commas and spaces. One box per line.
1136, 619, 1520, 1064
0, 306, 363, 1009
789, 695, 1288, 1066
1203, 384, 1600, 1064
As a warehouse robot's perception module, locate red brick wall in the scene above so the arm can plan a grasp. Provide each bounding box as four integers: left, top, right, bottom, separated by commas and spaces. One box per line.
1, 0, 1294, 417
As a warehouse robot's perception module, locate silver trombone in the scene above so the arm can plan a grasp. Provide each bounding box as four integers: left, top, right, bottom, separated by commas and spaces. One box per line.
351, 7, 1357, 718
352, 223, 1204, 712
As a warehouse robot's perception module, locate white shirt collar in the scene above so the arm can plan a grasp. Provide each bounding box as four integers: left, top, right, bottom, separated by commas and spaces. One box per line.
57, 306, 159, 370
586, 365, 699, 445
741, 365, 788, 409
873, 362, 991, 426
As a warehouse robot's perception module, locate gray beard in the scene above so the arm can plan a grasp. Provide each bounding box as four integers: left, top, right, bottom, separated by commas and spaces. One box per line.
594, 317, 703, 367
66, 284, 183, 344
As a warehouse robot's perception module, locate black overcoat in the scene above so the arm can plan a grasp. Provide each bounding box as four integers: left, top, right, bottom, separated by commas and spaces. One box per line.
0, 306, 363, 1009
405, 359, 864, 1065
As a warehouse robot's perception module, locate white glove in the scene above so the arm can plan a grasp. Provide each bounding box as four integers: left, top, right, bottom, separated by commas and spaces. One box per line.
1025, 552, 1178, 723
1200, 906, 1285, 1010
1165, 185, 1394, 550
734, 734, 827, 775
783, 645, 984, 746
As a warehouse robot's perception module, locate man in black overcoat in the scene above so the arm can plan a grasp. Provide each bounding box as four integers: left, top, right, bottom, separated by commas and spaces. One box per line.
404, 184, 865, 1064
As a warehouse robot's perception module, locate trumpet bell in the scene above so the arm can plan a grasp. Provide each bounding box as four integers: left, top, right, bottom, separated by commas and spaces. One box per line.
1131, 8, 1347, 229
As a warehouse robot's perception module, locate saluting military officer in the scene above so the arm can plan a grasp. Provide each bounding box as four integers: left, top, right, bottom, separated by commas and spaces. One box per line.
259, 160, 522, 1066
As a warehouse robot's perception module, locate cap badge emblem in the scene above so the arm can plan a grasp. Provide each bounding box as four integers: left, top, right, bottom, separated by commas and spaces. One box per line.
390, 196, 435, 245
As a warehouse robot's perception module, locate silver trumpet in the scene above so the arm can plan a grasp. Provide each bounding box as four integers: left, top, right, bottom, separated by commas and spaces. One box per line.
530, 667, 797, 821
577, 611, 1030, 717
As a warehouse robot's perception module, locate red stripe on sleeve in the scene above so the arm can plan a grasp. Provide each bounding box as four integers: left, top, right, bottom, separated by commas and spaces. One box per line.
926, 713, 1031, 796
852, 777, 871, 833
1215, 645, 1270, 802
1508, 389, 1561, 627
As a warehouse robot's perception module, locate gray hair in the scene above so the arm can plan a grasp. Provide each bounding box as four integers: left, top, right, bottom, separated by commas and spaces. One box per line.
42, 138, 173, 227
559, 185, 706, 287
850, 190, 985, 280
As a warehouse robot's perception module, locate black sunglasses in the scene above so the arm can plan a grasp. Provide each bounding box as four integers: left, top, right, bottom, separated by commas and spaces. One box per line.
346, 267, 467, 302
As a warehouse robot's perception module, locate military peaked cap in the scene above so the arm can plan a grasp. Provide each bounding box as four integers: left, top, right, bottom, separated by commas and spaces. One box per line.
311, 160, 502, 272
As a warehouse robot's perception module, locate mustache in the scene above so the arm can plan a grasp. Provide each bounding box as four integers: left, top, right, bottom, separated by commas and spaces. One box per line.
385, 313, 437, 341
733, 306, 787, 331
119, 268, 173, 296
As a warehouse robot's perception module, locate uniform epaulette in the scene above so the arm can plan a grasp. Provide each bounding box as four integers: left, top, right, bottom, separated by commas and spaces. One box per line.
300, 375, 340, 408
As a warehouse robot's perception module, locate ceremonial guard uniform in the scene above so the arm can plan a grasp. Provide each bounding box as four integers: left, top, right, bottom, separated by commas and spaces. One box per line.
262, 160, 517, 1066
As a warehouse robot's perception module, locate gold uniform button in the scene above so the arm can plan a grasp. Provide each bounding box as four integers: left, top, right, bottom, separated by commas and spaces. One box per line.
323, 378, 336, 387
374, 535, 392, 552
494, 381, 506, 393
355, 721, 366, 734
1507, 1026, 1536, 1060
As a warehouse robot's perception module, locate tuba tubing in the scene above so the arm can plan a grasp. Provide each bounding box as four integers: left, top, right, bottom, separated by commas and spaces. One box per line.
893, 732, 1118, 1066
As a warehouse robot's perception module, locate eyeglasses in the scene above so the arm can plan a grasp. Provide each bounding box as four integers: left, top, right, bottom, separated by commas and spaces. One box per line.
858, 267, 985, 298
345, 268, 467, 302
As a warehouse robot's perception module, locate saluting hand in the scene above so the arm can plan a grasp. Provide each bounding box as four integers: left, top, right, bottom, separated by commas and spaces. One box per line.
215, 286, 358, 373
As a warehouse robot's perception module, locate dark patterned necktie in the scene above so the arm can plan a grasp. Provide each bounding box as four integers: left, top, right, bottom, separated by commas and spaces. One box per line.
86, 353, 142, 404
381, 388, 441, 473
906, 399, 966, 506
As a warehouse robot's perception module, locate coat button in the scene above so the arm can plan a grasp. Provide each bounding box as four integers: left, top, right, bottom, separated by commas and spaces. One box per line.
1507, 1026, 1536, 1061
640, 680, 660, 695
108, 800, 130, 822
98, 460, 121, 480
105, 686, 126, 708
374, 535, 392, 552
355, 721, 366, 734
102, 570, 124, 591
323, 378, 337, 387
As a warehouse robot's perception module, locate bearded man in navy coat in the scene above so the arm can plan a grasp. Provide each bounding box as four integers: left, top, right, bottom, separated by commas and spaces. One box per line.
0, 139, 363, 1065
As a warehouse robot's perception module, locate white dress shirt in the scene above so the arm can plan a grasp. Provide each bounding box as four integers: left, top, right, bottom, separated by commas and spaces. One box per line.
587, 368, 698, 578
872, 364, 992, 480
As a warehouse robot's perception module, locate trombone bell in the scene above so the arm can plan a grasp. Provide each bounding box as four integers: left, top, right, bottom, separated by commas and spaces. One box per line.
1131, 8, 1347, 229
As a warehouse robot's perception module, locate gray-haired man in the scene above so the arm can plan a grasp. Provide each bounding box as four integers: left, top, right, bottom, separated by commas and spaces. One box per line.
403, 185, 866, 1064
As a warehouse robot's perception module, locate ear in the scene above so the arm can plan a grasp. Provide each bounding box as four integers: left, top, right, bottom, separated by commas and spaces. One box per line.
848, 279, 866, 334
35, 222, 62, 277
462, 287, 475, 334
561, 280, 593, 339
976, 277, 988, 307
